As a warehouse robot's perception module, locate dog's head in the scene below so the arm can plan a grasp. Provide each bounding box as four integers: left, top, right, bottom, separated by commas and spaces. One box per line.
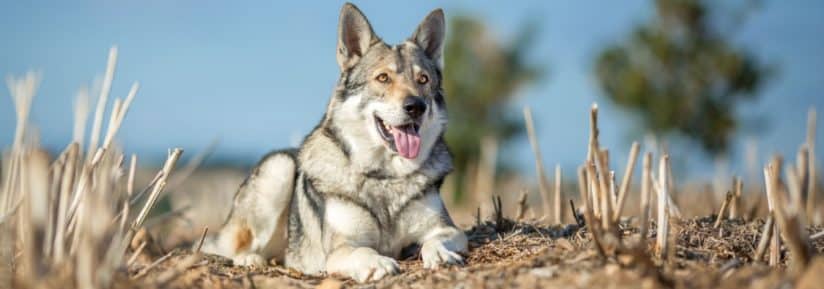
326, 3, 447, 174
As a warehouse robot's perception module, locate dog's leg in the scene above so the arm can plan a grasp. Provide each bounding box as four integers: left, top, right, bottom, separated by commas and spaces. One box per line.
323, 199, 399, 282
398, 191, 467, 269
205, 151, 296, 266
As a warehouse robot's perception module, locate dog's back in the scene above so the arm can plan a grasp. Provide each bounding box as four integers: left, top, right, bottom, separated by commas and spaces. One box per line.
202, 150, 297, 266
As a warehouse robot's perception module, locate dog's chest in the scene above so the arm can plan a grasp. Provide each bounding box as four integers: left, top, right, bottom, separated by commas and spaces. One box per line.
364, 174, 450, 251
309, 172, 434, 254
360, 175, 429, 217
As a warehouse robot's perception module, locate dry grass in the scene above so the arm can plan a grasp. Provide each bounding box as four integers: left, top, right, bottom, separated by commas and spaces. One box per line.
1, 47, 182, 289
85, 212, 824, 289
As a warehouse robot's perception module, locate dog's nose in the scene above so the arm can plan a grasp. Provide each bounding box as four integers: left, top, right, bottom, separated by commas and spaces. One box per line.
403, 96, 427, 119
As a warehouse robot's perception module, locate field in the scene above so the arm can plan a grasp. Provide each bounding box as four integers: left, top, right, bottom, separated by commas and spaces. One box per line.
108, 209, 824, 289
3, 48, 824, 289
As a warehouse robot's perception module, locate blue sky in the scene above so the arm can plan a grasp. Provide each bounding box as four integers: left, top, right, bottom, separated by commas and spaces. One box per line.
1, 1, 823, 180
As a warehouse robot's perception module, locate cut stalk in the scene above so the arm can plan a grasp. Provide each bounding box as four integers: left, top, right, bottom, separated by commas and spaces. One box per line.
578, 164, 606, 258
195, 227, 209, 253
576, 165, 588, 224
794, 146, 809, 221
639, 152, 652, 241
515, 191, 529, 220
786, 165, 804, 218
763, 166, 780, 267
87, 46, 118, 160
523, 107, 552, 220
585, 161, 601, 221
714, 191, 733, 228
72, 87, 90, 147
650, 173, 682, 219
656, 155, 670, 259
807, 108, 817, 222
595, 151, 613, 230
605, 170, 616, 229
126, 241, 147, 266
769, 221, 779, 266
127, 154, 137, 197
770, 157, 811, 275
53, 143, 79, 264
729, 177, 742, 220
554, 164, 562, 224
131, 148, 183, 230
753, 214, 774, 262
587, 103, 600, 163
614, 141, 640, 221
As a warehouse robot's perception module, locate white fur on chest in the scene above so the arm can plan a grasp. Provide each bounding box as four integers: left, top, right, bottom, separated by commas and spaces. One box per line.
324, 190, 447, 257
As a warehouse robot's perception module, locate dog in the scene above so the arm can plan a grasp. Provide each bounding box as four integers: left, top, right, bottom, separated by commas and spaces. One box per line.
202, 3, 467, 282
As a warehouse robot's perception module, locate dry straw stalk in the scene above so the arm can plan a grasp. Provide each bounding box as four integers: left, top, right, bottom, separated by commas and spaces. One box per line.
613, 141, 639, 221
523, 107, 553, 221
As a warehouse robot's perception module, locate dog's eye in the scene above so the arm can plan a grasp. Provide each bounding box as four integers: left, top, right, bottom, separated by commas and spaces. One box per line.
376, 73, 390, 83
417, 74, 429, 85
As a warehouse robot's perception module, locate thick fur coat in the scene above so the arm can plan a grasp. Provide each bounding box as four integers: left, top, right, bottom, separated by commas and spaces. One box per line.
203, 3, 467, 282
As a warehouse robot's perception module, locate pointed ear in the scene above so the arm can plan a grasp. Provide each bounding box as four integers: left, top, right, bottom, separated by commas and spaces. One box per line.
411, 9, 445, 63
337, 3, 376, 70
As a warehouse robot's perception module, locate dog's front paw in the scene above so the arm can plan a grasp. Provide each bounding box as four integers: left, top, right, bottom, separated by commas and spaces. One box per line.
232, 253, 267, 267
333, 248, 399, 282
421, 240, 464, 269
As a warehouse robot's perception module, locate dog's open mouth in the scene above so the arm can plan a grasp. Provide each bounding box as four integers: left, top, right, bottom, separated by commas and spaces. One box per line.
374, 114, 421, 159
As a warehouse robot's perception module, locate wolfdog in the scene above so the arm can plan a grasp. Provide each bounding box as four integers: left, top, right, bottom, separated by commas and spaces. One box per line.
203, 3, 467, 282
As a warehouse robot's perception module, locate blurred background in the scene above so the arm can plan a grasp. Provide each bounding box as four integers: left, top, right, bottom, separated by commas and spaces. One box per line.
2, 1, 823, 235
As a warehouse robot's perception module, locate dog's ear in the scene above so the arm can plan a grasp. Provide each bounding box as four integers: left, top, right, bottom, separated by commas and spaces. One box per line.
411, 9, 445, 64
337, 3, 376, 70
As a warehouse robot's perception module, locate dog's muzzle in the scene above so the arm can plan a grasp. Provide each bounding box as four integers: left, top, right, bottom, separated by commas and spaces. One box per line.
374, 114, 421, 159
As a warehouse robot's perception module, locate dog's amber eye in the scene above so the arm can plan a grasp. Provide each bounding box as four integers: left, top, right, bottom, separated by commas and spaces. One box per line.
417, 74, 429, 84
376, 73, 390, 83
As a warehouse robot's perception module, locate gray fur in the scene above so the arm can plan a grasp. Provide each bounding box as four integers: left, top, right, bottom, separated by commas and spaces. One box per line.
204, 3, 466, 282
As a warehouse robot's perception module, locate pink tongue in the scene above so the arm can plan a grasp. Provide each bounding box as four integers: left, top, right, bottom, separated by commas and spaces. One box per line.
392, 125, 421, 159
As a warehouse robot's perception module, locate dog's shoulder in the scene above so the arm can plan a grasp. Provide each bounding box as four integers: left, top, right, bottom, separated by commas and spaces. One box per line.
296, 126, 360, 191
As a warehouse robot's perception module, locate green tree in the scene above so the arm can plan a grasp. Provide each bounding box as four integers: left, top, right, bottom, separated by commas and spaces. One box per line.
595, 0, 770, 155
443, 15, 542, 201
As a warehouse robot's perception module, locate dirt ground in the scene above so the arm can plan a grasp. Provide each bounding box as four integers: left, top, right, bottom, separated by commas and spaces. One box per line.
115, 214, 824, 289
